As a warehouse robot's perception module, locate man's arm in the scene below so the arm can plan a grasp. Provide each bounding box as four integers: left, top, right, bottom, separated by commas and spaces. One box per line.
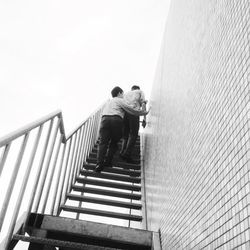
119, 99, 149, 116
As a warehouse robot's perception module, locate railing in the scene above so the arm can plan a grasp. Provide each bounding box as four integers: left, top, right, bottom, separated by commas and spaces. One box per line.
0, 103, 105, 249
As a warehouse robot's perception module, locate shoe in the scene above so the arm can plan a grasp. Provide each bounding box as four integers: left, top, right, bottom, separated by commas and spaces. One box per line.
94, 164, 104, 173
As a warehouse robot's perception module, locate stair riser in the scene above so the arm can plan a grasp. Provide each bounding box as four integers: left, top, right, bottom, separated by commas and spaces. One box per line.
80, 170, 141, 183
61, 205, 142, 221
89, 152, 140, 161
67, 194, 142, 209
76, 177, 141, 191
87, 158, 140, 166
71, 185, 141, 200
83, 165, 141, 177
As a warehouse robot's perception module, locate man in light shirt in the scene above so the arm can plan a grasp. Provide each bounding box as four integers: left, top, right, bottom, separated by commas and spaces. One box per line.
120, 85, 147, 163
95, 86, 149, 173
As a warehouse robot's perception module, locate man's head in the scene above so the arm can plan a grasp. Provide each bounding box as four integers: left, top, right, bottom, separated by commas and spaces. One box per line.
111, 86, 124, 97
131, 85, 140, 90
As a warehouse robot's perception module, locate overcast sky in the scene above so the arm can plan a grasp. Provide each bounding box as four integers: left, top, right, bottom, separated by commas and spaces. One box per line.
0, 0, 170, 137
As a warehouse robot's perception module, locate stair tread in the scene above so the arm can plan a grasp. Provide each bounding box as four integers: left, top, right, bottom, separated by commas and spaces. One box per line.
89, 150, 140, 160
25, 213, 151, 250
67, 193, 142, 209
71, 184, 141, 200
61, 204, 143, 221
86, 158, 141, 169
83, 164, 141, 177
76, 176, 141, 191
91, 148, 140, 157
80, 169, 141, 183
13, 234, 102, 250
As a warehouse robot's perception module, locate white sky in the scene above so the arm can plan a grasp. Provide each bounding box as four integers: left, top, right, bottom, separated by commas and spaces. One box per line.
0, 1, 170, 248
0, 0, 170, 137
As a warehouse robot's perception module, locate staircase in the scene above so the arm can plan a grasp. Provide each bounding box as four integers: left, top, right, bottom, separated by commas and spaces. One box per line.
8, 138, 160, 249
60, 138, 143, 223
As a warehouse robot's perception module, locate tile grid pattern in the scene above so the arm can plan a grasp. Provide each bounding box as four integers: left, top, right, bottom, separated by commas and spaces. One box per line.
143, 0, 250, 249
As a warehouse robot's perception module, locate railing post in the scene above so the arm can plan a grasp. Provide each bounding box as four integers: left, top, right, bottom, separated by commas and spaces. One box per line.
66, 134, 77, 194
33, 118, 60, 212
26, 119, 54, 215
0, 133, 29, 231
0, 143, 11, 176
58, 139, 73, 215
41, 134, 63, 214
51, 142, 66, 215
75, 126, 84, 181
72, 128, 83, 184
2, 125, 43, 249
78, 124, 88, 172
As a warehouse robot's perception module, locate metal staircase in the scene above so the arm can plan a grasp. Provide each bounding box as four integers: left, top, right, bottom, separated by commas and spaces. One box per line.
0, 104, 161, 250
60, 139, 143, 223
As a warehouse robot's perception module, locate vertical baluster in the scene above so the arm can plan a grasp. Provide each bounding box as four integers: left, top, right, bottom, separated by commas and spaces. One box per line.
57, 139, 73, 215
75, 123, 89, 220
77, 124, 87, 176
26, 119, 54, 215
2, 125, 43, 249
93, 111, 99, 143
75, 126, 87, 220
92, 112, 99, 148
33, 118, 60, 212
0, 133, 29, 231
90, 115, 97, 148
85, 119, 93, 160
74, 127, 85, 182
89, 116, 95, 152
69, 130, 81, 190
82, 120, 90, 163
51, 142, 66, 215
41, 133, 62, 214
0, 143, 11, 176
66, 134, 77, 194
72, 128, 83, 183
73, 128, 84, 220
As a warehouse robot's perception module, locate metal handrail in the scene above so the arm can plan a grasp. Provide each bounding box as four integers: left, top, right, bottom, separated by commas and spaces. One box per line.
0, 102, 106, 249
0, 110, 65, 148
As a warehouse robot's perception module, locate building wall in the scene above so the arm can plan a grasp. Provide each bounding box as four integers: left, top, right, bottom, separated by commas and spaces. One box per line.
143, 1, 250, 249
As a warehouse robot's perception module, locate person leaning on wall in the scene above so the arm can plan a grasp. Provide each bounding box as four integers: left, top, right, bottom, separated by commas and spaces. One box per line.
94, 86, 150, 173
120, 85, 147, 163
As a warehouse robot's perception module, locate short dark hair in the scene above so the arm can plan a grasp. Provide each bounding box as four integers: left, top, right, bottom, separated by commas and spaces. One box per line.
131, 85, 140, 90
111, 86, 123, 97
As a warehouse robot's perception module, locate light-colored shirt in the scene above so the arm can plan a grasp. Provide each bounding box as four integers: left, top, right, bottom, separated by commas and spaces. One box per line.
102, 97, 147, 119
124, 89, 146, 110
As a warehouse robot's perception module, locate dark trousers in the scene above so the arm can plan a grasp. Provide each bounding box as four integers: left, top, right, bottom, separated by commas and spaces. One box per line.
120, 113, 139, 157
97, 116, 123, 165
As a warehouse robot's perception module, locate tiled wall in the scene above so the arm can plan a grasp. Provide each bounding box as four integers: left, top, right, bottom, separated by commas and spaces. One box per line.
143, 1, 250, 249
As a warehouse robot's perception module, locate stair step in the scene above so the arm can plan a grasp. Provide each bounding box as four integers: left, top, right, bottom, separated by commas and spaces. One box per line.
24, 213, 151, 250
94, 144, 140, 151
96, 140, 141, 146
76, 176, 141, 191
84, 159, 141, 170
83, 164, 141, 177
80, 169, 141, 183
67, 193, 142, 209
89, 152, 140, 162
71, 184, 141, 200
61, 204, 143, 221
13, 234, 103, 250
86, 157, 141, 167
91, 148, 141, 157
